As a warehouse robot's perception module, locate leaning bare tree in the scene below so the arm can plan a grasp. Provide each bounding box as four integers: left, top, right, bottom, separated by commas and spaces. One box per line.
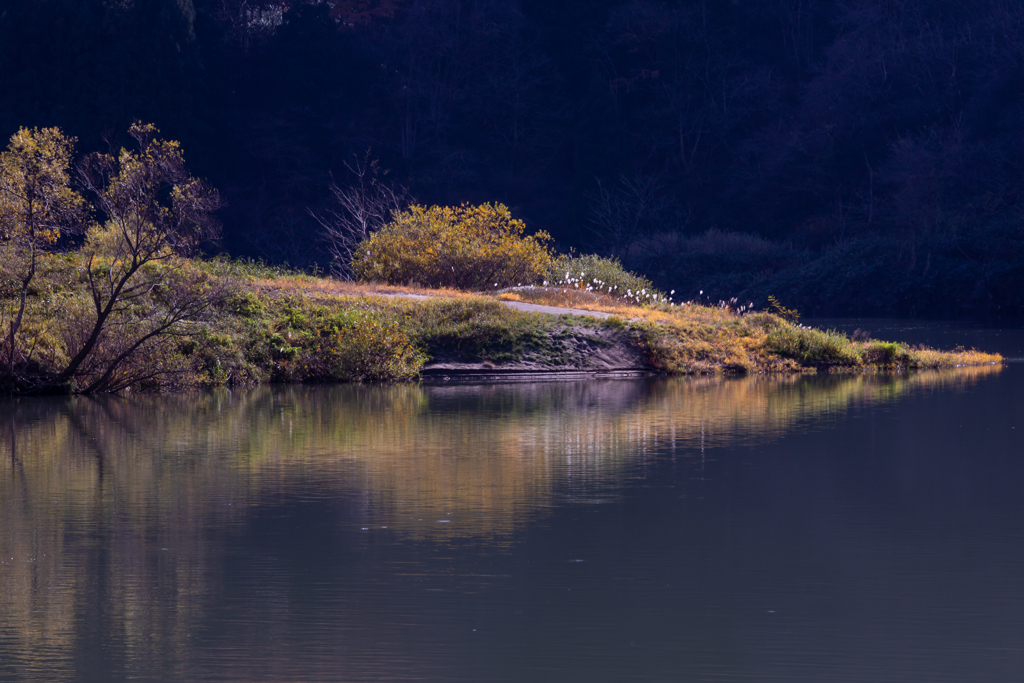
54, 122, 222, 393
311, 153, 406, 279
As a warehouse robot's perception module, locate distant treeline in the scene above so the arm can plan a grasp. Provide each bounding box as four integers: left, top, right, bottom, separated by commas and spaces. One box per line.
3, 0, 1024, 320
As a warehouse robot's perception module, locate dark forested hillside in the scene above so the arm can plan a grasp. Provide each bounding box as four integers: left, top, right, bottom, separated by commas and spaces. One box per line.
3, 0, 1024, 320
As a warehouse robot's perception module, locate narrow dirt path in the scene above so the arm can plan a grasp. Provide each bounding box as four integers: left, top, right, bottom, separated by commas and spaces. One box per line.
368, 290, 615, 319
493, 300, 614, 319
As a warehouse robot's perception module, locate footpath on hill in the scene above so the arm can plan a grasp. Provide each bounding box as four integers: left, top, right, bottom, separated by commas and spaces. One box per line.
372, 290, 615, 320
494, 300, 614, 319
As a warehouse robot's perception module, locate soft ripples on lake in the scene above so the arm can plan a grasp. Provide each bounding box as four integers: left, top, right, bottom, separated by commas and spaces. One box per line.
1, 352, 1022, 682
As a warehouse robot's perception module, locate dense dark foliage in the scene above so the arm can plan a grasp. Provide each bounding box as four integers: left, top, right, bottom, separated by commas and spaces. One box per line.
4, 0, 1024, 320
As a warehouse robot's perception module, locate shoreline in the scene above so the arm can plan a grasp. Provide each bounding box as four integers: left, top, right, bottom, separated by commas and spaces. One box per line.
0, 256, 1005, 395
421, 369, 656, 384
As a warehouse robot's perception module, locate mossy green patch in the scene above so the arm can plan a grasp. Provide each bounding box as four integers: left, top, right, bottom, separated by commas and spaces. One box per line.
763, 326, 862, 366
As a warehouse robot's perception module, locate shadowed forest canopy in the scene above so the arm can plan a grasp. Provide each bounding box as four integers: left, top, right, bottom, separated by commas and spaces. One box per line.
3, 0, 1024, 319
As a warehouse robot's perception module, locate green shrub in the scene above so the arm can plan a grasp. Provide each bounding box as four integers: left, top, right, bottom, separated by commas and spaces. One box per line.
351, 203, 554, 290
198, 296, 425, 386
764, 325, 861, 366
267, 300, 424, 382
226, 291, 266, 318
197, 255, 310, 281
546, 253, 665, 305
301, 310, 424, 382
405, 298, 551, 363
862, 340, 913, 367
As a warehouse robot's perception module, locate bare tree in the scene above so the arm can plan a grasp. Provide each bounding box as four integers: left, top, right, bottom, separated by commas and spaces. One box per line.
773, 0, 820, 74
586, 174, 671, 257
59, 267, 222, 393
55, 122, 222, 393
212, 0, 285, 55
312, 153, 406, 278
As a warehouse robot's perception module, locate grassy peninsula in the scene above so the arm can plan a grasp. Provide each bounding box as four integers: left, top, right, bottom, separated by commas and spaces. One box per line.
6, 251, 1002, 394
0, 126, 1001, 394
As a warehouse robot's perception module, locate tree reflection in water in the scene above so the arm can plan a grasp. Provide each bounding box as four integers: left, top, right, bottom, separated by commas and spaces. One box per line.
0, 366, 1001, 680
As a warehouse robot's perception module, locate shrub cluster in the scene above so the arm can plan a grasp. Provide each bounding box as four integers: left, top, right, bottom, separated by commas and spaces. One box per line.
763, 325, 862, 366
203, 295, 425, 384
545, 253, 666, 305
404, 298, 552, 363
862, 340, 914, 367
351, 203, 554, 290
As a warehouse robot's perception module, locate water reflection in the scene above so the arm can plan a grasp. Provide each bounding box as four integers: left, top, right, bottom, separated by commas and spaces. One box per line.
0, 366, 1004, 682
2, 367, 1000, 532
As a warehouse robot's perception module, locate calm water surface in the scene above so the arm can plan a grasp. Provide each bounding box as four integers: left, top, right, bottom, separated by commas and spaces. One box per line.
2, 323, 1024, 682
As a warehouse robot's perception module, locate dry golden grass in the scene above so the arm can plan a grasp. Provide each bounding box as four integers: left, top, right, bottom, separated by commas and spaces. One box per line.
181, 259, 1012, 379
496, 288, 779, 373
498, 287, 733, 324
237, 279, 1003, 375
902, 346, 1003, 367
495, 286, 1001, 372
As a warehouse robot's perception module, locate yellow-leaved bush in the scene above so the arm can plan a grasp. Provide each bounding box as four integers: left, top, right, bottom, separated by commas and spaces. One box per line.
351, 203, 554, 289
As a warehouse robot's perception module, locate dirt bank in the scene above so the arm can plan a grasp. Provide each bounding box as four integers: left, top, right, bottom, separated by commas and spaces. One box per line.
421, 323, 653, 380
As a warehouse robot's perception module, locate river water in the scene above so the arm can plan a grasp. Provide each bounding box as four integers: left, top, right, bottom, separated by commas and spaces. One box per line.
2, 323, 1023, 682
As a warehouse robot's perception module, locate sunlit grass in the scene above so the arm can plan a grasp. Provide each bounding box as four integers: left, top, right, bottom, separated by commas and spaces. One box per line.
3, 254, 1004, 392
496, 286, 1002, 372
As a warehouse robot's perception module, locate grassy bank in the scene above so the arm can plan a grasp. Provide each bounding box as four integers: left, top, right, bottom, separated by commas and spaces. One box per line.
1, 253, 1003, 392
497, 286, 1001, 373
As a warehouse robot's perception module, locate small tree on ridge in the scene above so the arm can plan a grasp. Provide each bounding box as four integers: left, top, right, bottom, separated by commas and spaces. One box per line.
0, 127, 88, 377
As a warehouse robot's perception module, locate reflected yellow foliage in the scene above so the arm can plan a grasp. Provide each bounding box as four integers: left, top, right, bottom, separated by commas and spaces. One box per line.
0, 366, 1001, 669
1, 365, 1001, 534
